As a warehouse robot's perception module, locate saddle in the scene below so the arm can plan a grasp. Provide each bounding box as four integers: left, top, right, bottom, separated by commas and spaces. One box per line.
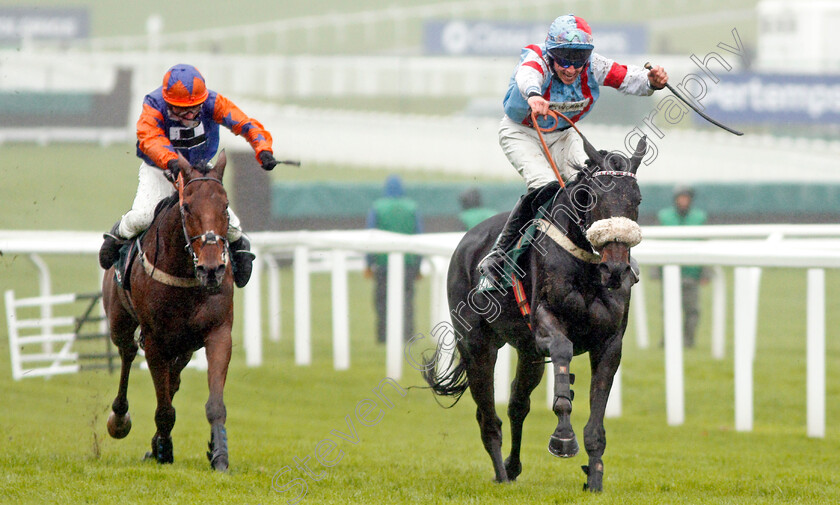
112, 234, 144, 292
477, 218, 542, 293
477, 205, 600, 294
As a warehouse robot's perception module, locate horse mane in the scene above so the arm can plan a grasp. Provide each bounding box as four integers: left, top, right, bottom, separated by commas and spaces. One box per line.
153, 194, 179, 221
150, 161, 217, 219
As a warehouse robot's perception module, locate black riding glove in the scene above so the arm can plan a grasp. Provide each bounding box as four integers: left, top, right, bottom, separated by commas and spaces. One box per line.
164, 159, 180, 183
259, 151, 277, 171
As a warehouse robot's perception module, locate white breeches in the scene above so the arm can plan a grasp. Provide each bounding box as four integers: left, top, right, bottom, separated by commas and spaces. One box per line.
118, 162, 242, 241
498, 115, 587, 190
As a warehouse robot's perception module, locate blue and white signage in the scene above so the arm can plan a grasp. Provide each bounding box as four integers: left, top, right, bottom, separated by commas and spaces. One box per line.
703, 73, 840, 124
0, 7, 89, 43
424, 20, 647, 56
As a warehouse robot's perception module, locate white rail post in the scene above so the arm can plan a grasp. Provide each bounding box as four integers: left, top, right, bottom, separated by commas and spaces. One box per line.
734, 267, 754, 431
294, 246, 312, 366
711, 266, 727, 359
264, 254, 282, 342
243, 246, 263, 367
5, 290, 23, 380
663, 265, 685, 425
331, 250, 350, 371
632, 275, 650, 349
429, 257, 443, 330
606, 365, 622, 418
386, 252, 405, 379
494, 344, 510, 404
27, 254, 52, 355
807, 268, 826, 438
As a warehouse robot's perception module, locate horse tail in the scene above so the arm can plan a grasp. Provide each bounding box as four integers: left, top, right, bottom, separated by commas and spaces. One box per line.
420, 341, 469, 407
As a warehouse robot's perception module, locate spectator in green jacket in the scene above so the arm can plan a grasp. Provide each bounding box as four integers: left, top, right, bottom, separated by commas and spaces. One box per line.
458, 187, 498, 230
364, 175, 423, 343
657, 185, 710, 348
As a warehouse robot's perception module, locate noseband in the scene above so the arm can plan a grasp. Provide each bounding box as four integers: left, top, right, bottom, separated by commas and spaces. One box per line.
550, 169, 641, 251
177, 175, 230, 269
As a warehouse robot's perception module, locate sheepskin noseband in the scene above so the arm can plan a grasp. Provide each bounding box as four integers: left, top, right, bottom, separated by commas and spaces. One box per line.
585, 217, 642, 248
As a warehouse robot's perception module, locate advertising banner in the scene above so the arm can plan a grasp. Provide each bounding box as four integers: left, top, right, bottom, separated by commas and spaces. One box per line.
0, 7, 89, 43
424, 20, 648, 57
703, 73, 840, 124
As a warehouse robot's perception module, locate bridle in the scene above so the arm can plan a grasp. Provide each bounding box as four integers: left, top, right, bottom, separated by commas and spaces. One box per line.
529, 108, 640, 249
176, 173, 229, 270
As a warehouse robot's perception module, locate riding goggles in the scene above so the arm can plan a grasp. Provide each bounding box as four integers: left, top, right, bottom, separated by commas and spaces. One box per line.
169, 104, 202, 120
548, 48, 592, 69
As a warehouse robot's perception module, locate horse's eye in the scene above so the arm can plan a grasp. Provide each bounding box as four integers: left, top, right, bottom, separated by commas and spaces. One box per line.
182, 204, 190, 214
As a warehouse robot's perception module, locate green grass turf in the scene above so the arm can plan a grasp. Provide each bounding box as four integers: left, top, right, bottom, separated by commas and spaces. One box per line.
2, 142, 840, 503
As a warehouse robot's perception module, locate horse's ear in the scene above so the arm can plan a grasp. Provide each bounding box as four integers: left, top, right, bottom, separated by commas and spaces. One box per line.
630, 136, 647, 174
578, 131, 605, 172
213, 149, 227, 179
176, 153, 192, 179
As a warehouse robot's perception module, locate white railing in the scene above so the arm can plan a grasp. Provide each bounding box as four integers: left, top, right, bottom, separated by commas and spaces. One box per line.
24, 1, 757, 56
2, 226, 838, 437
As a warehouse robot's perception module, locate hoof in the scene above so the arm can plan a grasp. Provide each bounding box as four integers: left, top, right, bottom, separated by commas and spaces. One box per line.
582, 465, 604, 492
548, 434, 579, 458
503, 457, 522, 481
146, 434, 173, 464
207, 424, 229, 472
106, 411, 131, 439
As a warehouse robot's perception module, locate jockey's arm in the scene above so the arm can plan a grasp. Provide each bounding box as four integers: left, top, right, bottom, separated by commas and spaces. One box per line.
212, 94, 274, 164
136, 103, 178, 170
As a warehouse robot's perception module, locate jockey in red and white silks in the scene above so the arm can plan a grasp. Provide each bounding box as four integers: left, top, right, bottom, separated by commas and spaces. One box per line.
479, 14, 668, 281
501, 16, 662, 190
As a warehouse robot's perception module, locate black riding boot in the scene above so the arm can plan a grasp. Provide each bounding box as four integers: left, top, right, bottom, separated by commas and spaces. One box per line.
229, 236, 256, 288
478, 182, 560, 282
477, 189, 540, 282
99, 220, 127, 270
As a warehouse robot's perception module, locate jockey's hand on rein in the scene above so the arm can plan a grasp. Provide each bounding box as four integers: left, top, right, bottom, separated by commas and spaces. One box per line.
259, 151, 277, 171
164, 159, 180, 183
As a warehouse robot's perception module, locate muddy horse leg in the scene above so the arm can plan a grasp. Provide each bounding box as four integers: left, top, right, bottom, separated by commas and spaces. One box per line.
204, 326, 232, 471
105, 286, 139, 440
144, 346, 175, 464
533, 305, 578, 458
582, 336, 622, 492
504, 348, 544, 481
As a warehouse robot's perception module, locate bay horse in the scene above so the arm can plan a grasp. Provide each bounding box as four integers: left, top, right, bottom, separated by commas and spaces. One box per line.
103, 152, 234, 471
424, 134, 647, 492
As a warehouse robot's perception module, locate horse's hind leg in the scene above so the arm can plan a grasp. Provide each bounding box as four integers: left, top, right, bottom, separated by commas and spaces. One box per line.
204, 326, 232, 472
465, 340, 507, 482
105, 288, 139, 440
504, 348, 544, 480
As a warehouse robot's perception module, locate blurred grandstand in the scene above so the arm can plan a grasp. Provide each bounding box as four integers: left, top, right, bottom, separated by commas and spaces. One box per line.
2, 0, 838, 229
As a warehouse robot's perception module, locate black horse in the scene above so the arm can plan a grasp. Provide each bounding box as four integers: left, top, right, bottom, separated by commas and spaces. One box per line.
424, 134, 647, 492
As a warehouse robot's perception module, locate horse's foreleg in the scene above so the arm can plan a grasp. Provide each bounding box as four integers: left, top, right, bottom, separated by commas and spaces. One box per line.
582, 335, 623, 493
504, 348, 544, 481
204, 326, 232, 472
145, 347, 175, 464
168, 352, 192, 401
533, 305, 578, 458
